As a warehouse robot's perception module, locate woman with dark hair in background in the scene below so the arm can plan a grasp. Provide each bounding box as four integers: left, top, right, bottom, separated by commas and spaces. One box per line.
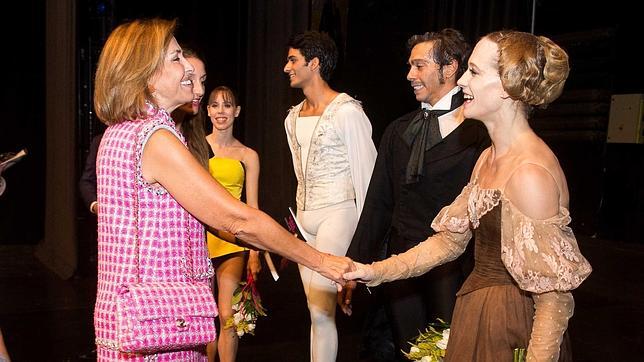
171, 47, 210, 169
204, 86, 261, 362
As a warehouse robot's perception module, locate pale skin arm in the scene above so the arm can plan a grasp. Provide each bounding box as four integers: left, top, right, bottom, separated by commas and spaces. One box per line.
142, 130, 353, 285
506, 164, 573, 361
243, 147, 262, 280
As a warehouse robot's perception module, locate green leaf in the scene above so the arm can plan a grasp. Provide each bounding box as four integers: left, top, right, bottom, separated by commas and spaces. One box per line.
231, 292, 242, 305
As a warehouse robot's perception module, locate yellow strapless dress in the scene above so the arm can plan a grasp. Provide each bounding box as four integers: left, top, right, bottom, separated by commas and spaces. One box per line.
207, 157, 248, 258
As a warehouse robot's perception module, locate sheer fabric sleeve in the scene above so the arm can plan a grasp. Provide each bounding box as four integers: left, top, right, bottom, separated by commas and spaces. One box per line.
527, 291, 574, 361
500, 199, 592, 294
366, 183, 474, 286
335, 102, 377, 218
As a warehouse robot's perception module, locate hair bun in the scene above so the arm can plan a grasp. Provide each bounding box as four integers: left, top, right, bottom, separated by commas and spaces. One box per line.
490, 31, 570, 109
535, 36, 569, 107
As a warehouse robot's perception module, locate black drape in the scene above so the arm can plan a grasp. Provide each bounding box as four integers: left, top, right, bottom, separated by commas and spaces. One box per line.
243, 1, 310, 218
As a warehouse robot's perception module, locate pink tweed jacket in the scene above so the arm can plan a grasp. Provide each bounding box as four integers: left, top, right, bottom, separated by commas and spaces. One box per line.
94, 105, 214, 361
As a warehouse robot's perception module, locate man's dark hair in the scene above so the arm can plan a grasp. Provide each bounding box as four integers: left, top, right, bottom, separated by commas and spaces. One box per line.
287, 31, 338, 82
408, 28, 471, 82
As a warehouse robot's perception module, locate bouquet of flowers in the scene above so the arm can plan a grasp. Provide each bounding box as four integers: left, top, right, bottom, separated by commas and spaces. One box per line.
404, 319, 450, 362
405, 319, 526, 362
224, 273, 267, 337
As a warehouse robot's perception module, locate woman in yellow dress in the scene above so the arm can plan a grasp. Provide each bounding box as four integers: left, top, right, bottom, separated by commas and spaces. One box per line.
205, 86, 261, 362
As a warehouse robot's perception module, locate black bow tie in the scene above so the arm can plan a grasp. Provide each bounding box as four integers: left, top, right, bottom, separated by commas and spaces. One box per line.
402, 91, 464, 184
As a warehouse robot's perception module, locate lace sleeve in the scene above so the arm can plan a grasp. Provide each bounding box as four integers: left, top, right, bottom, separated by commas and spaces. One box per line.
500, 199, 592, 293
366, 184, 474, 286
527, 291, 574, 361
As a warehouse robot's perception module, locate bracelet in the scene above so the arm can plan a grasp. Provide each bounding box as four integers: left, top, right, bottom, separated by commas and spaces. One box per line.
89, 201, 98, 214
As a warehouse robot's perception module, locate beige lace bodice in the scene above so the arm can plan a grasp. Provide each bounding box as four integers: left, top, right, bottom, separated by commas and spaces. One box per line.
368, 182, 592, 293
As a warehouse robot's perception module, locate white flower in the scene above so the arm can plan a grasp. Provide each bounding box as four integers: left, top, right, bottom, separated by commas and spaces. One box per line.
435, 328, 450, 350
420, 356, 431, 362
232, 303, 240, 312
236, 330, 244, 337
409, 346, 420, 354
233, 312, 243, 324
245, 313, 253, 321
247, 323, 255, 331
443, 328, 450, 338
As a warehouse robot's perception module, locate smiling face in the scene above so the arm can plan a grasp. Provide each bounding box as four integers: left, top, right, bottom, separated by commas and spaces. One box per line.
148, 37, 195, 113
207, 90, 240, 131
406, 41, 448, 105
283, 48, 314, 88
178, 56, 206, 115
457, 37, 507, 121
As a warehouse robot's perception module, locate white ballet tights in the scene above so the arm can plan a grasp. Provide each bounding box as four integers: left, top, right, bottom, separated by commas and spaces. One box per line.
297, 200, 357, 362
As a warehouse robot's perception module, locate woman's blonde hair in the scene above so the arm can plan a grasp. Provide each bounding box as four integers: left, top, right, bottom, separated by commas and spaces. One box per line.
486, 30, 569, 114
94, 18, 176, 125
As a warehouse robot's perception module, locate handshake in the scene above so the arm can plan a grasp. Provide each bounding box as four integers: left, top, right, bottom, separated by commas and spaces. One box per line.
315, 254, 375, 316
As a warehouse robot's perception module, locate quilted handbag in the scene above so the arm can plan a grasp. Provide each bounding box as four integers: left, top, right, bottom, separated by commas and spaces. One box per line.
116, 281, 217, 353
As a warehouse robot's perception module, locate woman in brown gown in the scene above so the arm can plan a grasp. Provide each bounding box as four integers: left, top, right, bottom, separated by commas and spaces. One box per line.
344, 30, 592, 361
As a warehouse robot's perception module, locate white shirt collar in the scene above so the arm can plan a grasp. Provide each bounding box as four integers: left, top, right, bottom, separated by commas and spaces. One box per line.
420, 86, 461, 111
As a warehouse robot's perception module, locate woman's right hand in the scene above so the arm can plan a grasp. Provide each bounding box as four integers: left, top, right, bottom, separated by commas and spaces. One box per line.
343, 261, 375, 283
315, 253, 355, 287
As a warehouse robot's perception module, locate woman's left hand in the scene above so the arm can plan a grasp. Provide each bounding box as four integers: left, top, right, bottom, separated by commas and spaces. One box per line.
343, 261, 375, 283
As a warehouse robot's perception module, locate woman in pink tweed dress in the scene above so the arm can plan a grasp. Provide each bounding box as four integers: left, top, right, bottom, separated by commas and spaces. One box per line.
92, 18, 355, 361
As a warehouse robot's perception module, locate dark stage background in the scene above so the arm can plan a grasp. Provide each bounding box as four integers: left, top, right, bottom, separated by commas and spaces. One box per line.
0, 1, 643, 361
0, 0, 642, 267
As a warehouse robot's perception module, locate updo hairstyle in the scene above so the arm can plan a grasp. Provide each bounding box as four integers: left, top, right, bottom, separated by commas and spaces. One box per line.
486, 31, 569, 112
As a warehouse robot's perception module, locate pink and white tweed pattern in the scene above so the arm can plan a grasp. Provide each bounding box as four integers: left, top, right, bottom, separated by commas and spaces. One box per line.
116, 282, 217, 353
95, 105, 214, 361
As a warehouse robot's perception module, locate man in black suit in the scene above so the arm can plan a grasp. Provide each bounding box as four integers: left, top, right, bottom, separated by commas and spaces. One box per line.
79, 133, 102, 215
77, 132, 102, 279
339, 29, 490, 361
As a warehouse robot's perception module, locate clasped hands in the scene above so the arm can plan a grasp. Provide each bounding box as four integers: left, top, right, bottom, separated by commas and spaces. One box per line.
317, 255, 376, 316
